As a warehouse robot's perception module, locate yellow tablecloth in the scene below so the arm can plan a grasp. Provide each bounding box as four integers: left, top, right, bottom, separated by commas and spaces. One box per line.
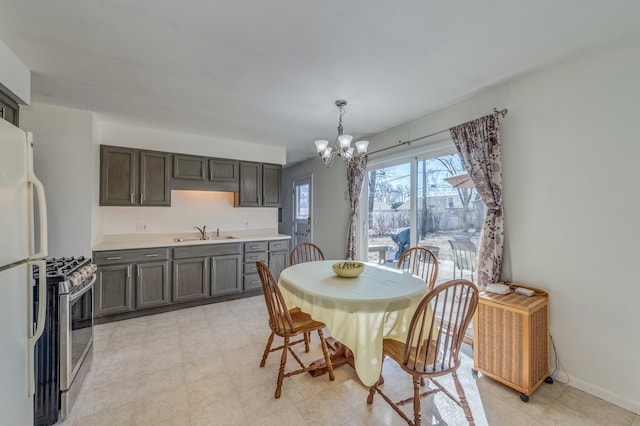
278, 260, 428, 387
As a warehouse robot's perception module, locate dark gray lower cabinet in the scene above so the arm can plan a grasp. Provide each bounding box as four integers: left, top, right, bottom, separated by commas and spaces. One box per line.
96, 264, 132, 316
96, 261, 170, 316
173, 258, 209, 302
211, 254, 242, 295
268, 239, 290, 281
268, 251, 288, 282
94, 239, 289, 319
136, 261, 170, 309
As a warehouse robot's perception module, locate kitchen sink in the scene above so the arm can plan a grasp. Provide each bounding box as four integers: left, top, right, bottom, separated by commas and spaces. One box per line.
173, 236, 236, 243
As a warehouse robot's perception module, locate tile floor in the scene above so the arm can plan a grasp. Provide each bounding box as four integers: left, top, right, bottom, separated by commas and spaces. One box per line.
61, 296, 638, 425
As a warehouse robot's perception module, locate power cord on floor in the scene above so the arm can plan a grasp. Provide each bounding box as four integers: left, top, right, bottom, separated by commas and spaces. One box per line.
550, 335, 570, 384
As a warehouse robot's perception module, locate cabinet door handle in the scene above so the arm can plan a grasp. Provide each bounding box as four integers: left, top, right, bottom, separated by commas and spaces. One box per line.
127, 267, 130, 278
0, 107, 5, 119
144, 254, 159, 258
201, 167, 205, 179
248, 255, 261, 260
106, 256, 122, 260
136, 265, 140, 277
250, 280, 259, 285
140, 193, 144, 204
209, 170, 213, 180
130, 193, 134, 204
249, 246, 261, 249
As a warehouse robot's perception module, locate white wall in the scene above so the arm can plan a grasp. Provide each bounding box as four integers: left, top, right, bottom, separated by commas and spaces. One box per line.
102, 190, 277, 235
20, 102, 95, 257
281, 161, 350, 260
98, 120, 286, 164
98, 120, 285, 238
291, 35, 640, 413
0, 36, 30, 105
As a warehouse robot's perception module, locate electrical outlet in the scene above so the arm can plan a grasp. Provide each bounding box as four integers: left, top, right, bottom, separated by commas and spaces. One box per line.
136, 223, 149, 232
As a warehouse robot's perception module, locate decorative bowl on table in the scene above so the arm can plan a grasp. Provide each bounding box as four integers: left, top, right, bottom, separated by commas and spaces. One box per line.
332, 261, 365, 278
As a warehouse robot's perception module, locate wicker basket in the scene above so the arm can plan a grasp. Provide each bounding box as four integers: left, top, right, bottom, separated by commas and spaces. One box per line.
473, 284, 550, 398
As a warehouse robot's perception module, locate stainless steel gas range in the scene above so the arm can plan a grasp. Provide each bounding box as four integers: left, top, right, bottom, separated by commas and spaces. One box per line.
33, 256, 97, 425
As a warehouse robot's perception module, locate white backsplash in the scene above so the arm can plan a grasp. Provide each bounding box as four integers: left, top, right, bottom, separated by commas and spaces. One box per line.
100, 190, 278, 237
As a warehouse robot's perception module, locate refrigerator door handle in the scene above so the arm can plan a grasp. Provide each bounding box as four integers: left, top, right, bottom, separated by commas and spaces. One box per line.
26, 132, 48, 259
27, 258, 47, 397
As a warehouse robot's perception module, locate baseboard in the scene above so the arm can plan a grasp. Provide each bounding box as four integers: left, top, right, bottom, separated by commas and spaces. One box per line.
568, 376, 639, 415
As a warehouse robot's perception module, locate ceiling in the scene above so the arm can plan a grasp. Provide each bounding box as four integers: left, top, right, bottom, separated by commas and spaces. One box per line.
1, 1, 640, 165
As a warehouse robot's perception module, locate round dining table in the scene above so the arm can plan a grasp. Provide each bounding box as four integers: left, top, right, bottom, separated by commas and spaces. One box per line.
278, 260, 429, 387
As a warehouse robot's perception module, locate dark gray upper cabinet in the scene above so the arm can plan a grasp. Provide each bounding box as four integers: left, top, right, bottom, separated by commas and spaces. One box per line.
100, 145, 171, 206
139, 151, 171, 206
173, 154, 207, 181
235, 162, 282, 207
0, 90, 19, 126
236, 161, 262, 207
262, 163, 282, 207
172, 154, 239, 192
209, 158, 238, 182
100, 146, 137, 206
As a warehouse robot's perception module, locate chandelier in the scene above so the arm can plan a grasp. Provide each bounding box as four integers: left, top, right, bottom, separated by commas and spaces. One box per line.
314, 100, 369, 167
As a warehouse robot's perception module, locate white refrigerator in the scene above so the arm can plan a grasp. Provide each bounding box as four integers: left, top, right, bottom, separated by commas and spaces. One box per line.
0, 117, 48, 425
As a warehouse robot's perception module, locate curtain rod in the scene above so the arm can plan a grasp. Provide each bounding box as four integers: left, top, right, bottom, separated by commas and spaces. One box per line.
367, 107, 508, 156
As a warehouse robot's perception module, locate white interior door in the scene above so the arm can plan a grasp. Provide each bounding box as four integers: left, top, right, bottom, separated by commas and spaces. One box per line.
292, 176, 312, 247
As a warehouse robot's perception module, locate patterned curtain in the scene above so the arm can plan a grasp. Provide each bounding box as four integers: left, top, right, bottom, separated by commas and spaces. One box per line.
449, 114, 503, 287
345, 155, 368, 260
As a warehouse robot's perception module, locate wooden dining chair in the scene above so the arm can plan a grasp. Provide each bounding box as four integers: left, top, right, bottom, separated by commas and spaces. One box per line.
367, 279, 479, 425
290, 242, 325, 265
256, 260, 335, 398
397, 247, 439, 291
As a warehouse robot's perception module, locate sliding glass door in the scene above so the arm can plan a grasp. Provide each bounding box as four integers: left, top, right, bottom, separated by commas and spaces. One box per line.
364, 149, 484, 284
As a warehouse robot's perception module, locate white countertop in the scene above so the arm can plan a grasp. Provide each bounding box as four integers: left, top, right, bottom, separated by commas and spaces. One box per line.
92, 230, 291, 252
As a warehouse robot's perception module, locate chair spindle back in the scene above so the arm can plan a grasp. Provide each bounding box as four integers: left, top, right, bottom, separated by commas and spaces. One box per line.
256, 260, 296, 335
290, 242, 325, 265
403, 279, 478, 376
397, 247, 439, 290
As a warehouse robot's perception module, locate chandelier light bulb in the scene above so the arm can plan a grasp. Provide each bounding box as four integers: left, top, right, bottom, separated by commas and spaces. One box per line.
355, 140, 369, 154
338, 134, 353, 149
315, 140, 329, 154
322, 147, 333, 159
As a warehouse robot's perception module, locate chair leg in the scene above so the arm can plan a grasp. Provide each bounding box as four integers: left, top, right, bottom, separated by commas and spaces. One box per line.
304, 332, 310, 352
452, 371, 474, 425
275, 336, 289, 399
317, 328, 335, 381
260, 332, 275, 367
413, 375, 422, 426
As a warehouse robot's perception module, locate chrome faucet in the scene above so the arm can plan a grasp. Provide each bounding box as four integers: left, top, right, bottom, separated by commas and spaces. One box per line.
194, 226, 207, 240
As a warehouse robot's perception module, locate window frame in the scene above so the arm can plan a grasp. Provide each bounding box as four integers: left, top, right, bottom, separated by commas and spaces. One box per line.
357, 139, 458, 260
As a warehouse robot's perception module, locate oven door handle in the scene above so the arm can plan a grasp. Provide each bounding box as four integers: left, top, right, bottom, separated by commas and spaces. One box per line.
68, 274, 97, 303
